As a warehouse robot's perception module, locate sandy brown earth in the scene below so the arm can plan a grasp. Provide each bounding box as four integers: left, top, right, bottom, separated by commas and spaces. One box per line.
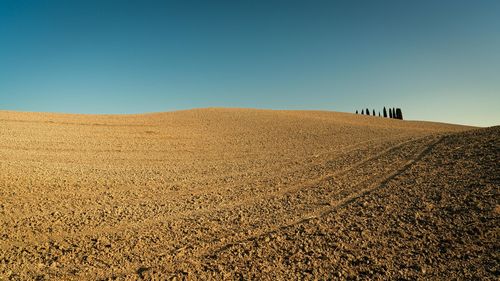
0, 108, 497, 280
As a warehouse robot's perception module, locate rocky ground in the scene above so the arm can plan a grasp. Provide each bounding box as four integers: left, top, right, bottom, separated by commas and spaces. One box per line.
0, 108, 497, 280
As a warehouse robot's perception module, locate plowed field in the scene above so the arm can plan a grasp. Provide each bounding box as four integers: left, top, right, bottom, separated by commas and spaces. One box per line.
1, 108, 497, 280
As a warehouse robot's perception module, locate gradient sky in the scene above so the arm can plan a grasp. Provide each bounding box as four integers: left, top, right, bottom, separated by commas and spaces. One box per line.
1, 0, 499, 126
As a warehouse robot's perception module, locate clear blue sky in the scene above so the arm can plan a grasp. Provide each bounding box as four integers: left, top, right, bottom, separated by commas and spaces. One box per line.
1, 0, 499, 126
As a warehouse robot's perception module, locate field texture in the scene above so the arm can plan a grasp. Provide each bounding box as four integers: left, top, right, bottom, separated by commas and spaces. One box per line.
0, 108, 497, 280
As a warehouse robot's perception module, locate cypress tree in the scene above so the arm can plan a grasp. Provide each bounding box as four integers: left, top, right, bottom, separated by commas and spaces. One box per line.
356, 110, 358, 114
392, 108, 396, 119
361, 109, 364, 115
378, 112, 381, 117
366, 108, 370, 116
396, 108, 403, 120
372, 109, 375, 116
389, 108, 393, 118
383, 107, 387, 118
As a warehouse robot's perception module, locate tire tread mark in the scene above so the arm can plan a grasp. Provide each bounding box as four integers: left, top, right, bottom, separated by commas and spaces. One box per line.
199, 135, 445, 259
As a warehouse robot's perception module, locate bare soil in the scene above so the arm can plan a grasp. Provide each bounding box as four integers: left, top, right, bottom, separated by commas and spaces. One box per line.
0, 108, 497, 280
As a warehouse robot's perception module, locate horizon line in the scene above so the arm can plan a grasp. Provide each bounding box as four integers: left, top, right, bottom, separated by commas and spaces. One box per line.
0, 106, 486, 128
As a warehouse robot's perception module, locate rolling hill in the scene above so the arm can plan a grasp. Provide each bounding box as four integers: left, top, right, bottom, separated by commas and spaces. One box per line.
0, 108, 497, 280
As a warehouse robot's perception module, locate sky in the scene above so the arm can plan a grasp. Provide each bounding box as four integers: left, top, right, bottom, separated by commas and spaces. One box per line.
0, 0, 499, 126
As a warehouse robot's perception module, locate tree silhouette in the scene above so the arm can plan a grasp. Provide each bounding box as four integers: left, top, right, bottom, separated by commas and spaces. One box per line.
396, 108, 403, 120
356, 106, 403, 119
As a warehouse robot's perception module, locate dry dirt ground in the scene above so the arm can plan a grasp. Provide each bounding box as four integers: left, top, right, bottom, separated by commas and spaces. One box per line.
0, 108, 497, 280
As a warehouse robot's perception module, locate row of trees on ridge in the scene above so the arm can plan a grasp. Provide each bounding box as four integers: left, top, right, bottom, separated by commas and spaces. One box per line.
355, 107, 403, 120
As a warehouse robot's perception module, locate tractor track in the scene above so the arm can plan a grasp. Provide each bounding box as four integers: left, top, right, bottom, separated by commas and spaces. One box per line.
91, 135, 444, 279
